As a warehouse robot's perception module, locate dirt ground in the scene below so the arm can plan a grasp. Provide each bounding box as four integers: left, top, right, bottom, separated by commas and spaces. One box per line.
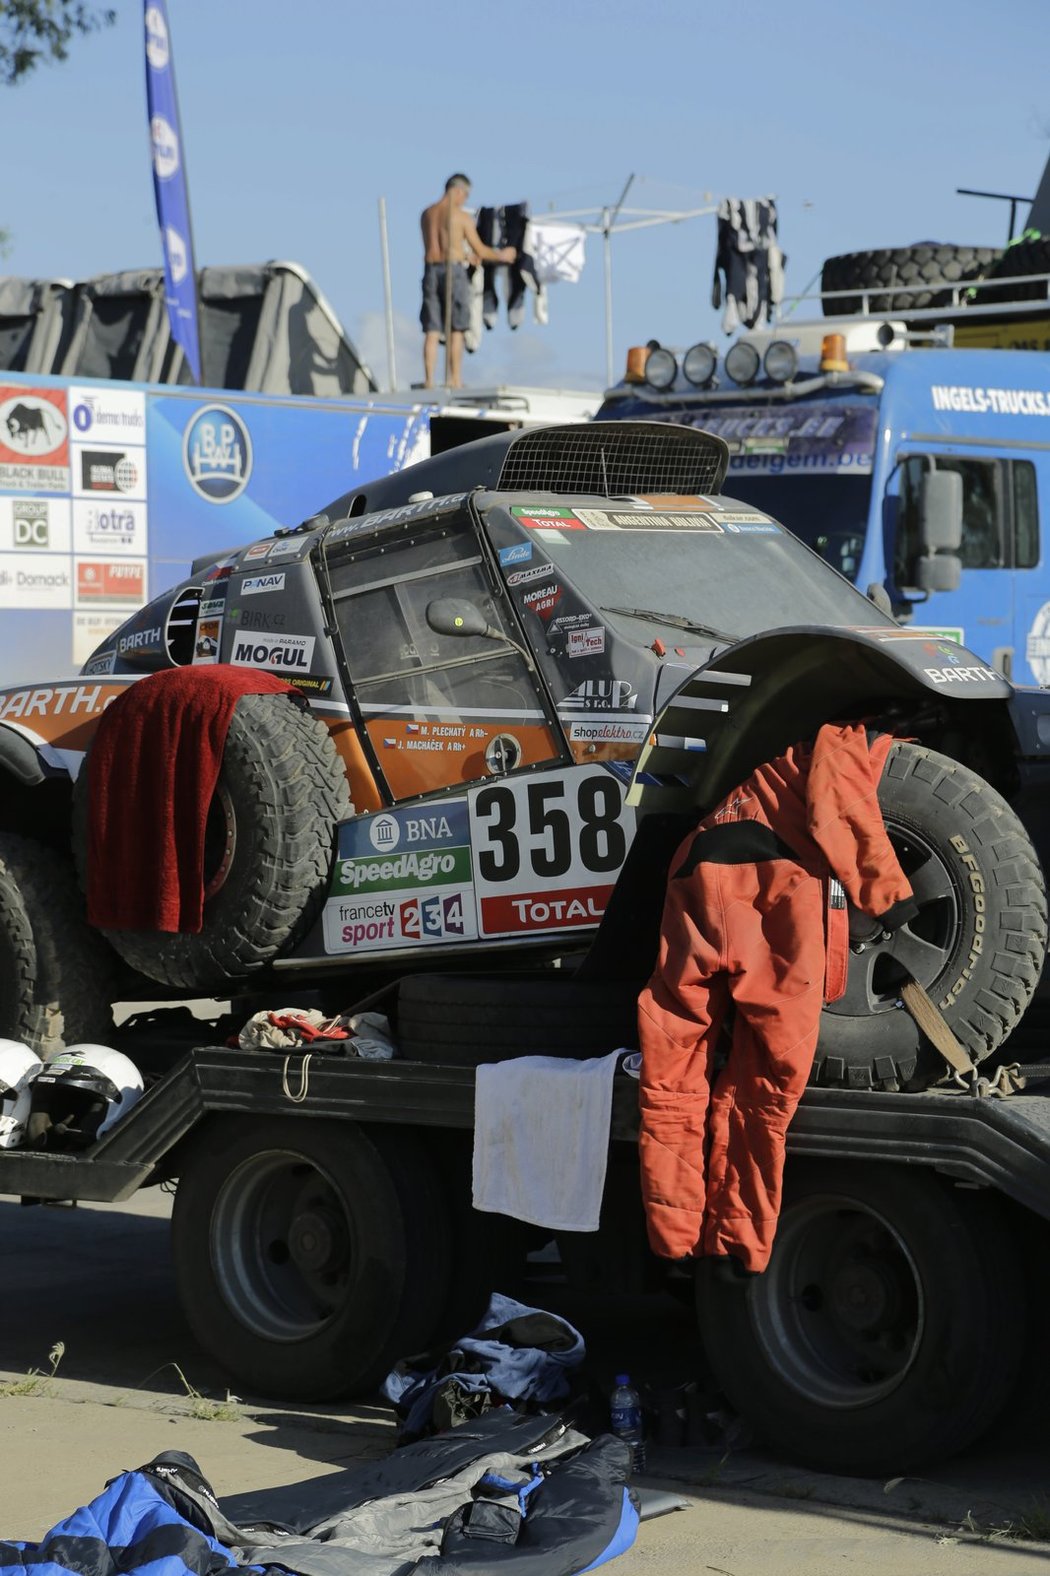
2, 1188, 1050, 1575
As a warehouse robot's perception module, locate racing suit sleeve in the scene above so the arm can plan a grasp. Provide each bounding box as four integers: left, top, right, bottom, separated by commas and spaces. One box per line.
805, 723, 915, 922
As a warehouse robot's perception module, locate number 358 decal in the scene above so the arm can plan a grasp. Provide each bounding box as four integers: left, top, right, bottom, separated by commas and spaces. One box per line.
469, 767, 636, 936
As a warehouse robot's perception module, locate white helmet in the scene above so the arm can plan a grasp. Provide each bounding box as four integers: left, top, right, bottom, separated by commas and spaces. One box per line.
0, 1040, 42, 1150
29, 1045, 144, 1149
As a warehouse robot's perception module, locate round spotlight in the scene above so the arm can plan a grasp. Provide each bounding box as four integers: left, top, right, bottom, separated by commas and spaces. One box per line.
724, 340, 760, 386
682, 342, 717, 387
645, 346, 678, 390
763, 340, 798, 384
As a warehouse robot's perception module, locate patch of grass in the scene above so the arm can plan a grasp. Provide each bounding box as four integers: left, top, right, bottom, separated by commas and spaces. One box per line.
0, 1341, 65, 1398
170, 1363, 241, 1422
771, 1480, 814, 1501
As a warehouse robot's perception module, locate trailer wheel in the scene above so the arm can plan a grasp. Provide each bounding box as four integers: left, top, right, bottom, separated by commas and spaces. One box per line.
72, 692, 352, 992
0, 832, 114, 1054
695, 1164, 1025, 1475
814, 743, 1047, 1090
172, 1118, 451, 1400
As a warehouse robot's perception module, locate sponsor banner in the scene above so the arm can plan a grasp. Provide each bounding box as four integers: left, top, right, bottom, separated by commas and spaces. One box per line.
80, 647, 117, 676
699, 403, 877, 476
232, 604, 288, 633
73, 612, 125, 667
199, 595, 227, 618
70, 387, 146, 443
330, 801, 473, 900
115, 621, 164, 658
470, 766, 635, 939
145, 0, 202, 381
0, 552, 73, 609
241, 572, 285, 595
242, 540, 274, 561
267, 537, 307, 559
326, 493, 467, 544
559, 679, 637, 711
519, 580, 562, 620
230, 630, 315, 671
286, 673, 334, 697
574, 508, 724, 533
480, 884, 615, 935
498, 542, 532, 567
323, 884, 477, 954
0, 679, 127, 729
74, 446, 147, 500
0, 496, 72, 554
511, 505, 586, 531
931, 385, 1050, 418
567, 626, 606, 658
924, 664, 1001, 685
75, 559, 147, 606
333, 843, 473, 898
0, 387, 70, 492
72, 499, 148, 556
193, 616, 222, 663
507, 563, 553, 588
568, 718, 651, 744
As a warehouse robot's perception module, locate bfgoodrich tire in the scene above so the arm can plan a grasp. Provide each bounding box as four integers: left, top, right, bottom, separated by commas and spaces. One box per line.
0, 832, 114, 1054
695, 1163, 1025, 1475
73, 692, 352, 992
172, 1117, 452, 1400
814, 743, 1047, 1090
821, 244, 1001, 315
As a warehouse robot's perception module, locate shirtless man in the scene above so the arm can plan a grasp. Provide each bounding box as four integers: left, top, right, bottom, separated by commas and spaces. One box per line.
420, 174, 515, 389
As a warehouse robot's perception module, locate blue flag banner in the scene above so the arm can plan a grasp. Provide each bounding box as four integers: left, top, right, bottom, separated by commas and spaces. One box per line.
144, 2, 201, 382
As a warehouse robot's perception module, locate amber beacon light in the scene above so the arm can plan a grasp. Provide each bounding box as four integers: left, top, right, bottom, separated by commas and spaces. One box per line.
819, 333, 849, 372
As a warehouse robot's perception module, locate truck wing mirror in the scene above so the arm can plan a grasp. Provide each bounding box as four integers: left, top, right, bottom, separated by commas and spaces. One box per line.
915, 553, 962, 594
919, 470, 963, 553
426, 597, 500, 640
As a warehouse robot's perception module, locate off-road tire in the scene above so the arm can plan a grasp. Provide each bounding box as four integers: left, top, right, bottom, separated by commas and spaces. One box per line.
814, 743, 1047, 1090
821, 244, 1001, 315
0, 831, 114, 1054
979, 234, 1050, 303
73, 693, 352, 992
396, 972, 640, 1066
695, 1163, 1025, 1475
172, 1117, 452, 1401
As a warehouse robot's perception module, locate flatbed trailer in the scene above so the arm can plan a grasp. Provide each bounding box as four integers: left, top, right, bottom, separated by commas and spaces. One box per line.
2, 1038, 1049, 1478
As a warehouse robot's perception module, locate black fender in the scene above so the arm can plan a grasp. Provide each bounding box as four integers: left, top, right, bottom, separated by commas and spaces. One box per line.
0, 723, 50, 787
631, 625, 1013, 815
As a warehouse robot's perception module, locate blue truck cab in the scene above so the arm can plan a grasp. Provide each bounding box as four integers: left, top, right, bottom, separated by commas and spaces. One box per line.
597, 320, 1050, 684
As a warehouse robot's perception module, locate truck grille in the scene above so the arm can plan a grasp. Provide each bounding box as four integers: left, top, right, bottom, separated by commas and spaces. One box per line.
496, 421, 730, 497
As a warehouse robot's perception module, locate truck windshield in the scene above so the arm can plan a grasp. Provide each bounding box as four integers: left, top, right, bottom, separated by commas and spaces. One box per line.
720, 475, 873, 581
487, 505, 887, 642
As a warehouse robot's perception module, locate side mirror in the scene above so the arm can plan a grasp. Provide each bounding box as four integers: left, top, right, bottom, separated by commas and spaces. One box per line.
915, 553, 962, 594
426, 597, 497, 640
866, 581, 893, 616
919, 470, 963, 553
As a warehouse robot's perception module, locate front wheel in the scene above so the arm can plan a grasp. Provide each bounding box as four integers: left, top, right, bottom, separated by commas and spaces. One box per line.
171, 1117, 451, 1400
815, 743, 1047, 1090
695, 1163, 1025, 1475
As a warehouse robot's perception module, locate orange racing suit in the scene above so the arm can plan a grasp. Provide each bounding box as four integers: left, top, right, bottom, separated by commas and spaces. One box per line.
637, 723, 915, 1273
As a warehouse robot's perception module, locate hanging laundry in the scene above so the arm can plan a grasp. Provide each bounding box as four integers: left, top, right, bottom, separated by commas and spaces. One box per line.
526, 221, 587, 285
477, 204, 542, 330
637, 723, 915, 1275
711, 197, 785, 333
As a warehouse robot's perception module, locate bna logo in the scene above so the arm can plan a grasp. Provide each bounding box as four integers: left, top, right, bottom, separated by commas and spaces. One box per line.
183, 405, 252, 503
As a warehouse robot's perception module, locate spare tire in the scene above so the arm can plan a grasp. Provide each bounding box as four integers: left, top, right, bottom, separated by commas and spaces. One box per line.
73, 692, 353, 992
978, 233, 1050, 304
0, 832, 114, 1054
813, 743, 1047, 1090
821, 243, 1001, 315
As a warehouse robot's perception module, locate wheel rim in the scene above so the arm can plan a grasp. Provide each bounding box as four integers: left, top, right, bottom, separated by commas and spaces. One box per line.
210, 1150, 354, 1341
823, 819, 961, 1018
748, 1195, 924, 1407
202, 784, 237, 901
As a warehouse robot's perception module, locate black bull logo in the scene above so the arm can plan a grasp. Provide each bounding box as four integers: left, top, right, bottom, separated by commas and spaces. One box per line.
5, 403, 60, 448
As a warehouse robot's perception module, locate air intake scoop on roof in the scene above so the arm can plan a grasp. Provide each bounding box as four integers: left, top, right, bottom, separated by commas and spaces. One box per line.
497, 421, 730, 496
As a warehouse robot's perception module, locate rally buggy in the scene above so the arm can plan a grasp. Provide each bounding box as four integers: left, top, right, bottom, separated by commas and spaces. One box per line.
0, 419, 1046, 1093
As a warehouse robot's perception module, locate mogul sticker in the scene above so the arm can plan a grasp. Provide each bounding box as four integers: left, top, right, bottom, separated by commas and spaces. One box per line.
230, 631, 315, 671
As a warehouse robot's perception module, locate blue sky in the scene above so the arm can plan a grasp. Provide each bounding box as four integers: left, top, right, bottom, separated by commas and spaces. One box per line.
3, 0, 1048, 392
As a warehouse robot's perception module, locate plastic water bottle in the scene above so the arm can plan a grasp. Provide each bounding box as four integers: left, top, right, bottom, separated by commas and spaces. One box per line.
610, 1373, 646, 1472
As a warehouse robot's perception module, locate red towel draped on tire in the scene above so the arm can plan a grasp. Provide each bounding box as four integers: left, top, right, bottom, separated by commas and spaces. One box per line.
637, 723, 915, 1274
85, 667, 300, 934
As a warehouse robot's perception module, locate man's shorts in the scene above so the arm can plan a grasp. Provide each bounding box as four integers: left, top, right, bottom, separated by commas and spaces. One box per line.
421, 262, 471, 333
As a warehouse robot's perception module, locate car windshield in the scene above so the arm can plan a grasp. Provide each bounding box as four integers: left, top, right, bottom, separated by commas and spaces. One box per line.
484, 501, 888, 644
715, 475, 873, 582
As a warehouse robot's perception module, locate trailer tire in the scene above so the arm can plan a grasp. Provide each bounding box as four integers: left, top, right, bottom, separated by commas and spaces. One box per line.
0, 832, 114, 1054
695, 1163, 1025, 1475
814, 743, 1047, 1090
821, 244, 1001, 315
171, 1117, 451, 1401
396, 973, 640, 1065
979, 234, 1050, 303
72, 692, 352, 991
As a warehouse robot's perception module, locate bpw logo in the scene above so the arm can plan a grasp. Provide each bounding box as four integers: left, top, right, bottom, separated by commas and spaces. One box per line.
12, 501, 48, 548
183, 405, 253, 503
